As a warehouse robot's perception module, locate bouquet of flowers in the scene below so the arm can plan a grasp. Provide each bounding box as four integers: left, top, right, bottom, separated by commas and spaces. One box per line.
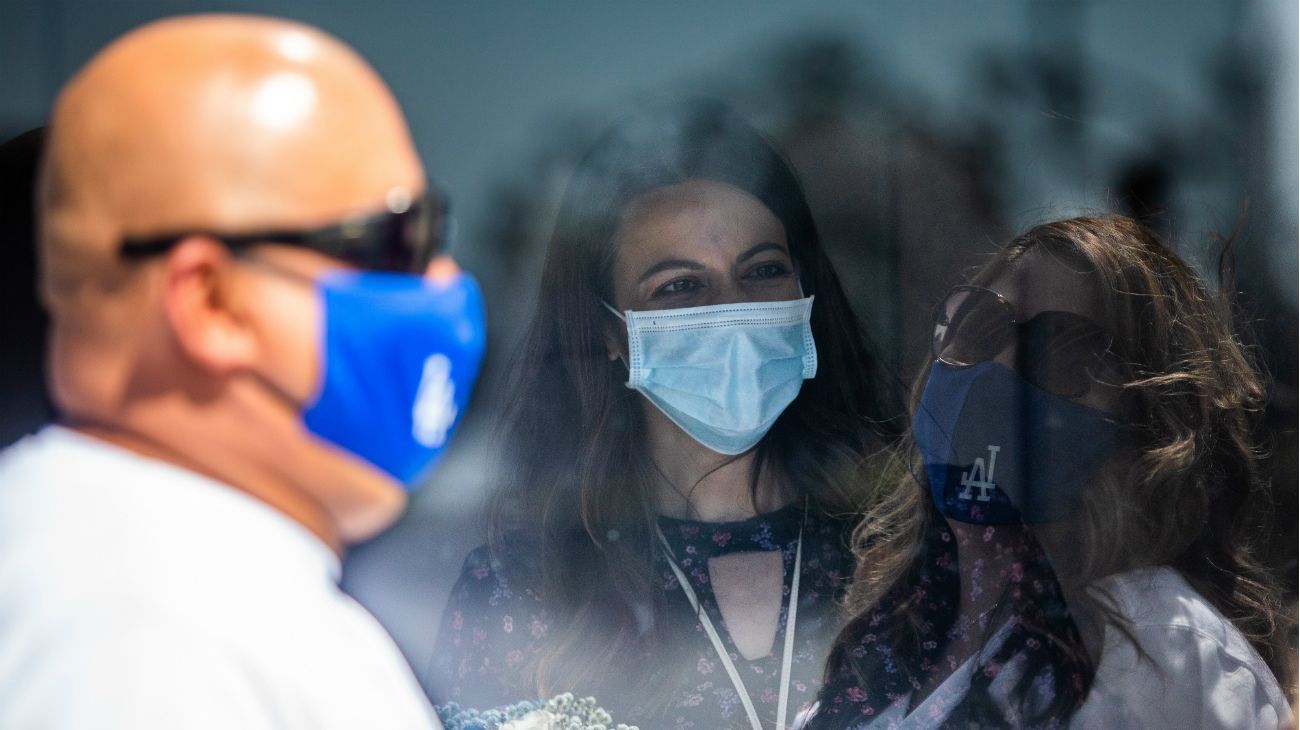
436, 693, 638, 730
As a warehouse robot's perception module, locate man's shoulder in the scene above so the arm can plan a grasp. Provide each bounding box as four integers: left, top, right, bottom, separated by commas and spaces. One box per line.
0, 425, 93, 487
0, 496, 435, 728
0, 426, 348, 668
0, 600, 277, 727
0, 604, 439, 730
0, 425, 196, 522
0, 428, 207, 605
0, 428, 151, 608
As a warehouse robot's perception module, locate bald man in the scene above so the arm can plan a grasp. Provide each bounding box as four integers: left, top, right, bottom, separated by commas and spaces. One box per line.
0, 14, 485, 729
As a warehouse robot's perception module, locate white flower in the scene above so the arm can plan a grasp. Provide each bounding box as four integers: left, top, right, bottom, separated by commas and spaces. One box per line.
502, 709, 555, 730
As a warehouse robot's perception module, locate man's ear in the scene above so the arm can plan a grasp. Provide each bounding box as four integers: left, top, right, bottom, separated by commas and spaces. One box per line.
161, 236, 259, 375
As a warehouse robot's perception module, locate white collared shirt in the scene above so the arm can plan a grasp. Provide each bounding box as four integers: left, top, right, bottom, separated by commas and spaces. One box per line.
0, 426, 442, 730
1070, 566, 1293, 729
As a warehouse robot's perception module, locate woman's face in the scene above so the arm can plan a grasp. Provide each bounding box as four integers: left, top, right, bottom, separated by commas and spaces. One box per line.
607, 178, 800, 312
981, 246, 1125, 416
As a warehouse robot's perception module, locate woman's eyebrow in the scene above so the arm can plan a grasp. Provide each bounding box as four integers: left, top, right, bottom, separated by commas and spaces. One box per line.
736, 242, 788, 263
638, 258, 704, 285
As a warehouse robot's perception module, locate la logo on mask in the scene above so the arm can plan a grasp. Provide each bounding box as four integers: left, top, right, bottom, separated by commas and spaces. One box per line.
958, 444, 1000, 502
916, 360, 1126, 525
412, 353, 458, 449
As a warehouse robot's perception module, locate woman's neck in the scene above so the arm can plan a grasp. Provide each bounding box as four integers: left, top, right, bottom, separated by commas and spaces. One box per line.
645, 408, 793, 522
911, 520, 1033, 709
946, 520, 1030, 626
943, 520, 1107, 668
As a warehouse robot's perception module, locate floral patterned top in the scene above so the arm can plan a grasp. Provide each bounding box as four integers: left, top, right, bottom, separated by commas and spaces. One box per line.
807, 519, 1091, 730
426, 503, 859, 729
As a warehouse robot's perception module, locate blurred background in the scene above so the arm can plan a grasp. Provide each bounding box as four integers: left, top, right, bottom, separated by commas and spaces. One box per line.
2, 0, 1296, 696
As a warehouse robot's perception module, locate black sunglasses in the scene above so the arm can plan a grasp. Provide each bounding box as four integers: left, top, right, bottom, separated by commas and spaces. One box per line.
932, 285, 1123, 398
118, 187, 451, 274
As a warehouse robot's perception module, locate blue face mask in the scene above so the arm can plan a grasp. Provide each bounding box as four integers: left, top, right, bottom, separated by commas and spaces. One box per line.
607, 296, 817, 455
302, 270, 487, 488
913, 360, 1124, 525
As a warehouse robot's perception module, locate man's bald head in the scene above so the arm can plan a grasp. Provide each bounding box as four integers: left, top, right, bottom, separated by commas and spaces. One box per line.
40, 14, 424, 420
44, 14, 422, 240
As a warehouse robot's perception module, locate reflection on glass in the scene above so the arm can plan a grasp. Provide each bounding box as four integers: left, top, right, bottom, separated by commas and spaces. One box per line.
810, 216, 1294, 729
427, 101, 896, 729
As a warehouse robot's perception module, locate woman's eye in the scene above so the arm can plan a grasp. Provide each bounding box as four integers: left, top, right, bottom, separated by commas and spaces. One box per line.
653, 277, 700, 297
745, 262, 790, 280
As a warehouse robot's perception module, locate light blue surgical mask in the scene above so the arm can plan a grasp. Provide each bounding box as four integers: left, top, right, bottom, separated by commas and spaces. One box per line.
605, 296, 817, 455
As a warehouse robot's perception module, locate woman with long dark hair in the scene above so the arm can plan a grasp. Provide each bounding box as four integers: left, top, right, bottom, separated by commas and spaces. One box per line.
807, 215, 1294, 728
426, 101, 897, 728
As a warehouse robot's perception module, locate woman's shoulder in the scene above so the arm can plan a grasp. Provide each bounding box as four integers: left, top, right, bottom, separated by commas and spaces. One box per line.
1090, 566, 1258, 655
1077, 566, 1293, 729
447, 533, 544, 608
429, 535, 551, 709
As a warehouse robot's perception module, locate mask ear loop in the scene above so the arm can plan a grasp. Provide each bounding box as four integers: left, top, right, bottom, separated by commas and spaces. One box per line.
796, 262, 814, 299
601, 299, 627, 321
601, 300, 631, 369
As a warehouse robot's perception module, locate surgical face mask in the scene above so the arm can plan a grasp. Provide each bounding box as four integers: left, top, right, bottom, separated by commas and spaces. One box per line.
913, 360, 1124, 525
302, 270, 487, 488
606, 296, 817, 455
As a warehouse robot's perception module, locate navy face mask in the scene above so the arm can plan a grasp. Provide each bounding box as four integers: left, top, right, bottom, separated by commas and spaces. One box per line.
302, 270, 487, 489
913, 360, 1125, 525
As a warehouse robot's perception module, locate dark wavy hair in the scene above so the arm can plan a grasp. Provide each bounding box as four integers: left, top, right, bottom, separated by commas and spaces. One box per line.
487, 101, 897, 699
817, 214, 1294, 726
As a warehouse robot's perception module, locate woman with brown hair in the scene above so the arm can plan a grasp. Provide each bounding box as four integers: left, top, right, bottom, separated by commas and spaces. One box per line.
426, 101, 897, 729
806, 215, 1294, 728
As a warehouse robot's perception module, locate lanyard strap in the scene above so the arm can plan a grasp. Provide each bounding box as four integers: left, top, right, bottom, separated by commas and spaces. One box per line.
656, 523, 803, 730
